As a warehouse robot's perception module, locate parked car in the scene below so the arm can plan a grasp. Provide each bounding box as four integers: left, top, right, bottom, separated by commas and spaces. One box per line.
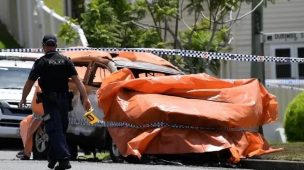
19, 50, 184, 160
0, 52, 42, 147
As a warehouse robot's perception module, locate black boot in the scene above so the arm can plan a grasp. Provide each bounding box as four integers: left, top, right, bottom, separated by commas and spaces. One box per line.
47, 159, 57, 169
55, 159, 71, 170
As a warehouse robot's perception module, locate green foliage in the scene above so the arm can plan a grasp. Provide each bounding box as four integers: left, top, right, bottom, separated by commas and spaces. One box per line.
179, 20, 229, 74
81, 0, 122, 47
132, 29, 164, 48
146, 0, 178, 21
81, 0, 163, 48
78, 0, 258, 74
44, 0, 64, 16
57, 18, 79, 46
284, 92, 304, 141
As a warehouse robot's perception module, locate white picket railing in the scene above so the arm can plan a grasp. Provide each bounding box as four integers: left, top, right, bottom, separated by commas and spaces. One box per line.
35, 0, 88, 47
0, 0, 88, 48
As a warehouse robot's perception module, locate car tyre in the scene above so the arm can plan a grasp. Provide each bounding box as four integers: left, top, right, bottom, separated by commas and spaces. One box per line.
32, 125, 48, 160
107, 132, 141, 163
108, 135, 124, 163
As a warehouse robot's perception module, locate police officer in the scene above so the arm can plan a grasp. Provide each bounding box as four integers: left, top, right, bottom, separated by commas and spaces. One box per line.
19, 34, 91, 169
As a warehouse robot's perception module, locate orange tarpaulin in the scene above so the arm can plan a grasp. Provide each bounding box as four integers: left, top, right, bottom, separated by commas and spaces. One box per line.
97, 68, 281, 163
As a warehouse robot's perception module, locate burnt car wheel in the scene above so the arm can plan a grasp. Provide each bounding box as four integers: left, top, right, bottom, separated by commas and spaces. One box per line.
109, 137, 124, 163
32, 125, 48, 160
108, 134, 140, 163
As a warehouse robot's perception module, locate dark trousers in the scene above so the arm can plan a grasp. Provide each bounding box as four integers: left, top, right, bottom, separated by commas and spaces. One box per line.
42, 92, 71, 161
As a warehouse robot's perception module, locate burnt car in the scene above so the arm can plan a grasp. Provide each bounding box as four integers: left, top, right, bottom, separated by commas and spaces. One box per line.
97, 68, 282, 164
19, 50, 184, 160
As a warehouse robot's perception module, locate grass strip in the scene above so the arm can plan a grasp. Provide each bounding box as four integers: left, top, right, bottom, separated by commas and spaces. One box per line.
261, 142, 304, 161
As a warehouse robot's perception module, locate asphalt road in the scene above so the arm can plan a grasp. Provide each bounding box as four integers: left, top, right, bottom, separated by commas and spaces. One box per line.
0, 139, 251, 170
0, 149, 253, 170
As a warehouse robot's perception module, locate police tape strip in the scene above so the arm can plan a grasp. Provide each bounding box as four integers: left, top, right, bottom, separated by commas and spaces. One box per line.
67, 117, 259, 133
266, 84, 304, 91
266, 79, 304, 86
1, 47, 304, 63
266, 79, 304, 91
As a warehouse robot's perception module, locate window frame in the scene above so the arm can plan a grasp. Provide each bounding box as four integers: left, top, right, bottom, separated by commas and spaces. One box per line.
87, 62, 111, 87
270, 44, 304, 79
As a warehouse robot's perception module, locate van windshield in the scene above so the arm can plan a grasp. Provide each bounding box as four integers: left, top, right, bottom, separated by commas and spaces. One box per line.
0, 66, 31, 89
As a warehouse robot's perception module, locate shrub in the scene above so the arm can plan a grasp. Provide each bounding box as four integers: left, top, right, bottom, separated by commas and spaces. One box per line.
284, 92, 304, 141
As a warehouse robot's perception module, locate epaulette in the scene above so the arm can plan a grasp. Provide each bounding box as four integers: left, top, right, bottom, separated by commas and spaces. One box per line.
34, 57, 43, 62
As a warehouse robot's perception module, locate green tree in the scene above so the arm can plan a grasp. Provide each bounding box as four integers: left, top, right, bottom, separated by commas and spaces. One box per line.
76, 0, 274, 74
81, 0, 122, 47
80, 0, 163, 48
131, 0, 238, 74
284, 92, 304, 141
57, 18, 79, 46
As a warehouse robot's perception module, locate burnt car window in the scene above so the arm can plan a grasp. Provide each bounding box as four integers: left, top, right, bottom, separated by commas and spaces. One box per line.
75, 65, 87, 80
114, 60, 183, 76
90, 63, 111, 87
138, 72, 166, 78
125, 68, 169, 78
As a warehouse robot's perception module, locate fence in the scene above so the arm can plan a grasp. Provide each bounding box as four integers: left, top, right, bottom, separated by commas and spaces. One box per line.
0, 0, 87, 48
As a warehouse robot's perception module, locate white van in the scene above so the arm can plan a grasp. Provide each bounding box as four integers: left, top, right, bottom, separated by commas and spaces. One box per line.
0, 52, 41, 144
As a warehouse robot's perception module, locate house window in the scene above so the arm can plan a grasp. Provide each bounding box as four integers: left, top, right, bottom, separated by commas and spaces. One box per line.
275, 48, 291, 78
270, 45, 304, 79
298, 47, 304, 78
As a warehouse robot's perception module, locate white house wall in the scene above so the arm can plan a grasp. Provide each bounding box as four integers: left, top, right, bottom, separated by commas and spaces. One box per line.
227, 0, 304, 143
226, 0, 304, 79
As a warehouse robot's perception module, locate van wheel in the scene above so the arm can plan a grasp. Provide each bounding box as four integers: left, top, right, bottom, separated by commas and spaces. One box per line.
109, 136, 124, 163
32, 125, 48, 160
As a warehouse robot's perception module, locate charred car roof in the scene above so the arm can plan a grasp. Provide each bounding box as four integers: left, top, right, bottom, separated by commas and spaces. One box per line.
61, 50, 184, 75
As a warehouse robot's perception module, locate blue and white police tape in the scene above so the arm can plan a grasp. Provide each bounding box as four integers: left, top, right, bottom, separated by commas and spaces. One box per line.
1, 47, 304, 63
266, 84, 304, 91
266, 79, 304, 86
78, 108, 259, 132
68, 117, 259, 132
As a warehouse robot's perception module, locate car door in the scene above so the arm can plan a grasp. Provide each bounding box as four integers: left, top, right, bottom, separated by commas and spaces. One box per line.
67, 61, 111, 137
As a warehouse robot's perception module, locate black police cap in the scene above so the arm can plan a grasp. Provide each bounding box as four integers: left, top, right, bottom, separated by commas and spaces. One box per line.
42, 34, 57, 46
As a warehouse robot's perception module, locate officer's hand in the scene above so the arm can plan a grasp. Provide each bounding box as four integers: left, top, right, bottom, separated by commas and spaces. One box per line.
18, 99, 26, 109
83, 98, 91, 112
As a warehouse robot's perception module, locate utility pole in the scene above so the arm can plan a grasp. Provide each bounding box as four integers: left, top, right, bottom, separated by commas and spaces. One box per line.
174, 0, 179, 49
251, 0, 264, 135
251, 0, 265, 85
